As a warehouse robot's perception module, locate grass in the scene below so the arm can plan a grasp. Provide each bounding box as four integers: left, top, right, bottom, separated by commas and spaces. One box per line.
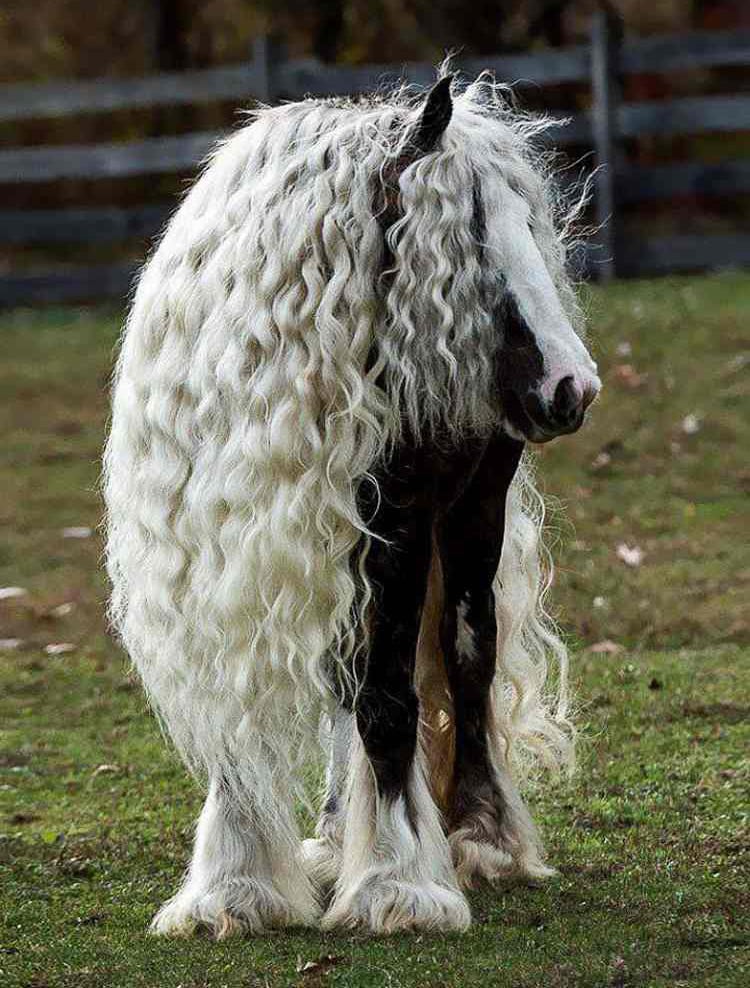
1, 273, 749, 987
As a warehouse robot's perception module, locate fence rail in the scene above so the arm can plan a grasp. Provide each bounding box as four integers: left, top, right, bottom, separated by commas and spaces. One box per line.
0, 204, 172, 245
1, 11, 750, 305
3, 28, 749, 121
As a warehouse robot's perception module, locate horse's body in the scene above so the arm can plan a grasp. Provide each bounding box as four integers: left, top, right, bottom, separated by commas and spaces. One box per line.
104, 74, 600, 935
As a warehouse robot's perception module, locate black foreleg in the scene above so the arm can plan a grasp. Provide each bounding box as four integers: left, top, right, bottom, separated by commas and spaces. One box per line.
355, 463, 433, 800
321, 445, 471, 932
437, 433, 553, 884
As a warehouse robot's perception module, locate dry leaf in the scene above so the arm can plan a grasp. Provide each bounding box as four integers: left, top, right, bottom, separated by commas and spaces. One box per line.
615, 341, 632, 357
44, 642, 76, 656
50, 602, 75, 618
0, 638, 24, 651
612, 363, 646, 389
726, 353, 749, 373
592, 596, 607, 609
590, 451, 611, 471
62, 526, 93, 539
588, 640, 624, 655
681, 413, 701, 435
296, 955, 342, 976
0, 586, 28, 601
91, 763, 120, 777
616, 543, 644, 567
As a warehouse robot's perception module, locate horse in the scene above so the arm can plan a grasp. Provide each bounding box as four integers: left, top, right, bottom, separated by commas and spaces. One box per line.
103, 71, 600, 937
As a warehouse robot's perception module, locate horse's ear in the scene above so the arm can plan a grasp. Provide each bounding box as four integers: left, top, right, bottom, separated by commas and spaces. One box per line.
412, 75, 455, 153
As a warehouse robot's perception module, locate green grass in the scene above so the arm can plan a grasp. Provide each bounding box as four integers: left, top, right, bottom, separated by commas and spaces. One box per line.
1, 274, 749, 987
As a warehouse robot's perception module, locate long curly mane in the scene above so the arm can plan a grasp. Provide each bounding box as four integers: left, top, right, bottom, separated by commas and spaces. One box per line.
103, 74, 580, 829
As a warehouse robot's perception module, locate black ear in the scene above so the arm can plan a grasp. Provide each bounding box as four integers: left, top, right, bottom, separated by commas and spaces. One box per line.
412, 75, 455, 153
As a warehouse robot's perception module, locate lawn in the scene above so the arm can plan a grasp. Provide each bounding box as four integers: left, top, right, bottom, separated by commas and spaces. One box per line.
1, 273, 748, 988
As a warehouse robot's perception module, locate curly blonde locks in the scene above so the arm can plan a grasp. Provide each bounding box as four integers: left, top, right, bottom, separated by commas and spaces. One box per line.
103, 73, 580, 831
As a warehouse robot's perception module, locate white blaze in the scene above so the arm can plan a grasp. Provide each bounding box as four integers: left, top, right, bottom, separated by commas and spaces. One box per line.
484, 179, 600, 404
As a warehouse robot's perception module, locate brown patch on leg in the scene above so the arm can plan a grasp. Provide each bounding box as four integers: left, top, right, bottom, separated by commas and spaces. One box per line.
415, 534, 456, 819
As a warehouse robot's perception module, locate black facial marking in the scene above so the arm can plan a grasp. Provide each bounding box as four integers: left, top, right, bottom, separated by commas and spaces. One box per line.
493, 291, 546, 437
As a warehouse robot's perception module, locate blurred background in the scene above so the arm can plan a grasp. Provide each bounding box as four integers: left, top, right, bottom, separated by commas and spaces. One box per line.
1, 0, 750, 297
1, 4, 748, 987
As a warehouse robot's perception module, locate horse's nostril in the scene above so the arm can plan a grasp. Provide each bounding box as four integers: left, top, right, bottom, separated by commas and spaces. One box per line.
551, 376, 580, 423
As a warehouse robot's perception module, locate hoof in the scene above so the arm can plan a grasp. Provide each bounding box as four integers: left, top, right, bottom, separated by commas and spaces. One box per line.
151, 876, 319, 938
322, 874, 471, 934
450, 828, 556, 889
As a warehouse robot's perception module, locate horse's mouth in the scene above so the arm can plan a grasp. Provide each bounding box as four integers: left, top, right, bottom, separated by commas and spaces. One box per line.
501, 388, 587, 444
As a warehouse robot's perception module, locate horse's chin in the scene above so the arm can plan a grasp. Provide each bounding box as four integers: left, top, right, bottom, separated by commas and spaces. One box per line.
500, 416, 553, 445
501, 418, 585, 445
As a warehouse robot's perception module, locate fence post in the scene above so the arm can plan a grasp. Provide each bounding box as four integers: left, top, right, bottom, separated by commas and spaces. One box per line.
251, 35, 284, 104
590, 4, 623, 281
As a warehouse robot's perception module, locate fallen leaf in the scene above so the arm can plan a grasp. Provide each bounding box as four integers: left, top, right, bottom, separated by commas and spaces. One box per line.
612, 363, 646, 389
615, 340, 632, 357
0, 587, 28, 601
296, 955, 342, 976
726, 353, 749, 373
91, 763, 120, 777
0, 638, 24, 651
587, 640, 624, 655
44, 642, 76, 656
49, 602, 75, 618
592, 596, 607, 609
616, 543, 644, 567
681, 413, 701, 435
298, 960, 320, 973
590, 451, 611, 470
61, 526, 92, 539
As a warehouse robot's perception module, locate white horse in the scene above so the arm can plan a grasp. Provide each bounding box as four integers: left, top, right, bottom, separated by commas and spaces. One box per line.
103, 72, 599, 936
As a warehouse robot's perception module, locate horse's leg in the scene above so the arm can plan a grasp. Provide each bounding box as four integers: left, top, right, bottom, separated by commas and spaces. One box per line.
152, 758, 320, 937
322, 451, 470, 932
438, 433, 554, 886
301, 706, 353, 889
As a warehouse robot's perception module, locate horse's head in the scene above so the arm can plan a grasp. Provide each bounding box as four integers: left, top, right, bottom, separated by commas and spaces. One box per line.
485, 179, 601, 444
409, 76, 601, 444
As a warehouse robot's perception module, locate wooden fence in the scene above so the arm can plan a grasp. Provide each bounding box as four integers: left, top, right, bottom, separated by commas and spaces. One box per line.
1, 10, 750, 305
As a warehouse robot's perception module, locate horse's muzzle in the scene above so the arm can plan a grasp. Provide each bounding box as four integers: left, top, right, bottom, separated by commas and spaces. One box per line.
504, 374, 600, 443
